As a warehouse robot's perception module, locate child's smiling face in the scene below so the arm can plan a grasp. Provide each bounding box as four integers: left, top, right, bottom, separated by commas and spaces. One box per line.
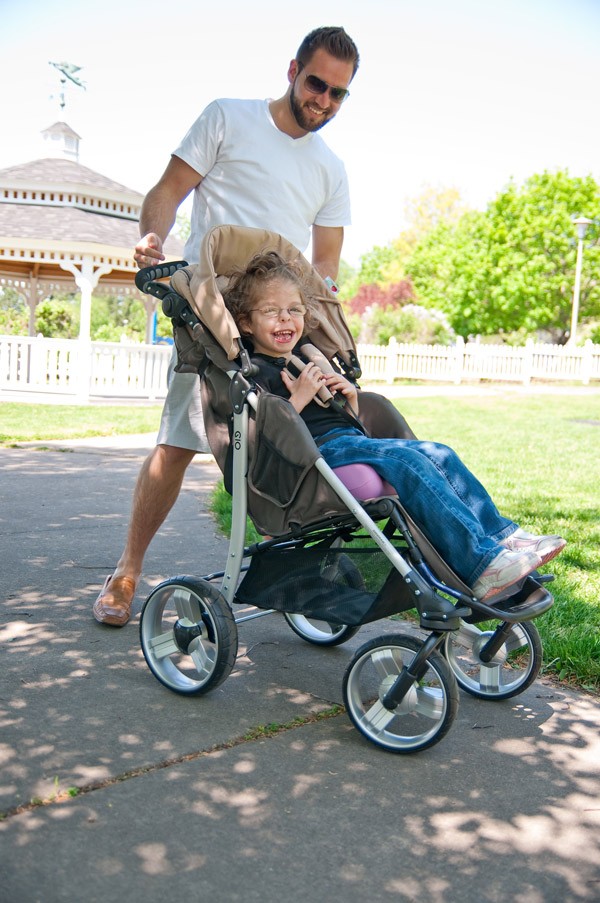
241, 278, 306, 359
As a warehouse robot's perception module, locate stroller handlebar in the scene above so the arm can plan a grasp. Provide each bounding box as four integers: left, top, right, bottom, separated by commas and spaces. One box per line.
135, 261, 205, 337
135, 260, 189, 297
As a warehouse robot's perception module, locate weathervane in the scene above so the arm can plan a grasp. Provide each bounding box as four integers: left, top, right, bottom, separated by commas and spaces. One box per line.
49, 61, 86, 111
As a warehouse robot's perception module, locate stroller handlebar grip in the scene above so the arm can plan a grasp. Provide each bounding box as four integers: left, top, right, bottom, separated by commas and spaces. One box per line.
135, 260, 189, 296
134, 260, 202, 334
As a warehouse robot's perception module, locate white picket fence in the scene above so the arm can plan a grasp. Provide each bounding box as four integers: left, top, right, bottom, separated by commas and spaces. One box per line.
358, 336, 600, 386
0, 334, 599, 402
0, 336, 172, 402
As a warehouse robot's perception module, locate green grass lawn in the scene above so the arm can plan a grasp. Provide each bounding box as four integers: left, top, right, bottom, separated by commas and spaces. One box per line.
0, 402, 163, 444
2, 392, 599, 691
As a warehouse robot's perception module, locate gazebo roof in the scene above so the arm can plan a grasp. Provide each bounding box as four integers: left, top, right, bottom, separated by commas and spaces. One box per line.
0, 156, 143, 198
0, 134, 183, 287
0, 201, 140, 247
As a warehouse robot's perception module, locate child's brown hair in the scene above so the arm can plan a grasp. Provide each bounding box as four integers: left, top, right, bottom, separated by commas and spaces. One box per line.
223, 251, 319, 334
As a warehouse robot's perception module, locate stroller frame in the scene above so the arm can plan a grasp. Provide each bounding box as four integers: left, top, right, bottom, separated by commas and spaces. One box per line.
136, 231, 554, 753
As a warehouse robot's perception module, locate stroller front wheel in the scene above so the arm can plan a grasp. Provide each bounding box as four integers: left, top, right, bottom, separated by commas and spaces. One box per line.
443, 618, 542, 700
343, 634, 458, 753
140, 577, 238, 695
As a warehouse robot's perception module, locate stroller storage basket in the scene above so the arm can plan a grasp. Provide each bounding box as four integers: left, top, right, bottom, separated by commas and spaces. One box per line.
235, 543, 415, 627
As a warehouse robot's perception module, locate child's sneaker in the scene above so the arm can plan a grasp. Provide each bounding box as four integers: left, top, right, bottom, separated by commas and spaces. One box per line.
501, 529, 566, 566
472, 548, 541, 602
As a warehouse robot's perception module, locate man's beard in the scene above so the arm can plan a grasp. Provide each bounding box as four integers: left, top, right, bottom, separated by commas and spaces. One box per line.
289, 86, 333, 133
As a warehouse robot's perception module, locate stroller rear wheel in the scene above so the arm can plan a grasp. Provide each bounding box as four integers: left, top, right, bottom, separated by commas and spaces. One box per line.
283, 613, 359, 646
343, 634, 458, 753
443, 618, 542, 700
140, 577, 238, 695
283, 549, 363, 646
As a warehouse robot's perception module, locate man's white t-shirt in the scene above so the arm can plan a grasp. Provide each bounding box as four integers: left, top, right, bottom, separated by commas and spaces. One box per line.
173, 98, 351, 263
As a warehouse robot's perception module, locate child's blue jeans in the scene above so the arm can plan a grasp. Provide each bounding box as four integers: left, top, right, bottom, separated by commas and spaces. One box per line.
319, 428, 516, 586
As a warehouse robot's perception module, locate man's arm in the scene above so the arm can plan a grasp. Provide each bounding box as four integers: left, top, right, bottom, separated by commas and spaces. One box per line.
134, 156, 203, 268
311, 225, 344, 281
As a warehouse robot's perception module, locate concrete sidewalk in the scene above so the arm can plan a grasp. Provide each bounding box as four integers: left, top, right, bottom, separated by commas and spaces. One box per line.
0, 437, 599, 902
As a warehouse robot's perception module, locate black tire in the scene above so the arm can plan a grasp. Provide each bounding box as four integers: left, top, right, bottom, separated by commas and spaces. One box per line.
283, 551, 362, 647
343, 634, 459, 753
443, 618, 542, 700
283, 613, 360, 646
140, 576, 238, 695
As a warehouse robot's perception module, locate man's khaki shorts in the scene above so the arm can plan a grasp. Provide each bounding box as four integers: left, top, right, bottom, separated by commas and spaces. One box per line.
156, 354, 210, 453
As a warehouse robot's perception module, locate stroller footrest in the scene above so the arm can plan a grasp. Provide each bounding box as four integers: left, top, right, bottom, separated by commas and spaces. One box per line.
469, 584, 553, 623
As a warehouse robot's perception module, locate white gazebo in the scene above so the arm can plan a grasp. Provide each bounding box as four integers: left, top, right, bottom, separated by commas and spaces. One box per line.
0, 122, 183, 343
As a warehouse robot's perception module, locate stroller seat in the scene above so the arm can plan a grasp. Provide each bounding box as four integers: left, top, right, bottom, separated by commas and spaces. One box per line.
333, 464, 396, 501
135, 224, 555, 755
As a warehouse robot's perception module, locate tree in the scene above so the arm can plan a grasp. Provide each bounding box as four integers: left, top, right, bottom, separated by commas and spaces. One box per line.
406, 212, 491, 337
335, 258, 357, 295
346, 280, 414, 316
343, 279, 416, 343
0, 286, 29, 334
408, 170, 600, 341
35, 298, 77, 338
90, 295, 147, 342
385, 185, 467, 283
176, 211, 191, 245
341, 185, 468, 298
368, 304, 455, 345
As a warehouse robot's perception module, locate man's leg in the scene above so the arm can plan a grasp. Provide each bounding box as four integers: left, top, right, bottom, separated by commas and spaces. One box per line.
94, 361, 208, 626
93, 444, 195, 626
114, 443, 196, 582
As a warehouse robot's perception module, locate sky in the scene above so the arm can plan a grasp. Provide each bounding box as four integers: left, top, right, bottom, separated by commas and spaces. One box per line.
0, 0, 598, 267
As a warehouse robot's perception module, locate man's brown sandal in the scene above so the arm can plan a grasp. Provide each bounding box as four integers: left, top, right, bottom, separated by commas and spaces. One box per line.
93, 575, 136, 627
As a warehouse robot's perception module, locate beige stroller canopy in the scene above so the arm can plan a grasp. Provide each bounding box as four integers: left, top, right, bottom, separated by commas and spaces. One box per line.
170, 224, 358, 367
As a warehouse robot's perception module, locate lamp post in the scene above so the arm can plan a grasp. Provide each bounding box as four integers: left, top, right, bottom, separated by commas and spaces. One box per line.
569, 216, 593, 345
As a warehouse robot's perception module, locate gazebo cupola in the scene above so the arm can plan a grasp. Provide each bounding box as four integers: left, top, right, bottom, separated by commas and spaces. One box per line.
40, 121, 82, 163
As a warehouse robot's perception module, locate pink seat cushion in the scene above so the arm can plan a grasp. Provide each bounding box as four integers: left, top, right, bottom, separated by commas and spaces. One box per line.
333, 463, 396, 500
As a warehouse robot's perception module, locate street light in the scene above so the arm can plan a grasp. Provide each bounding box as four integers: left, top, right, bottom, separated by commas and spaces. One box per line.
569, 216, 593, 345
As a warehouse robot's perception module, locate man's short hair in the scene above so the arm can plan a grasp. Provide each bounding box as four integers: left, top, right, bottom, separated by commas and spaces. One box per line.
296, 26, 360, 79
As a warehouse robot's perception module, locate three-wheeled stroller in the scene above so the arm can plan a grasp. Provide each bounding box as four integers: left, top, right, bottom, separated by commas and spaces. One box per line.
135, 225, 555, 753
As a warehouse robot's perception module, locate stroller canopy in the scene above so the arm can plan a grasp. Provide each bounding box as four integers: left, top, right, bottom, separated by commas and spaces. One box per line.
171, 224, 358, 367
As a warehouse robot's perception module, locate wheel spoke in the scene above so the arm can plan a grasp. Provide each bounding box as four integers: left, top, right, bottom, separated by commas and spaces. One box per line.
147, 630, 180, 660
189, 636, 216, 677
370, 648, 403, 680
452, 622, 482, 649
359, 698, 397, 733
503, 625, 528, 654
479, 663, 502, 692
173, 588, 200, 621
414, 685, 445, 719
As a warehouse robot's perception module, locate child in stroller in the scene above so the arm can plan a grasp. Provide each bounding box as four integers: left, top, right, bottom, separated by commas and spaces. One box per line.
137, 225, 562, 753
222, 250, 566, 601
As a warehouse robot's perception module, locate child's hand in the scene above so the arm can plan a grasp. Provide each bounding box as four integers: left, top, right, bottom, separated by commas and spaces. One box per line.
322, 373, 359, 411
281, 362, 326, 412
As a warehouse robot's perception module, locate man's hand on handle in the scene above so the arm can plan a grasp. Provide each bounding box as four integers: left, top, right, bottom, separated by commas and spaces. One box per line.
134, 233, 166, 269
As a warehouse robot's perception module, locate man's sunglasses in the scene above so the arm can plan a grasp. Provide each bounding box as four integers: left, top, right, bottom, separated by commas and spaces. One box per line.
303, 73, 350, 104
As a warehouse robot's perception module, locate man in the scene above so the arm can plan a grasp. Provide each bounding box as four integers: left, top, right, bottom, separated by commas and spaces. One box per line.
94, 25, 360, 626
